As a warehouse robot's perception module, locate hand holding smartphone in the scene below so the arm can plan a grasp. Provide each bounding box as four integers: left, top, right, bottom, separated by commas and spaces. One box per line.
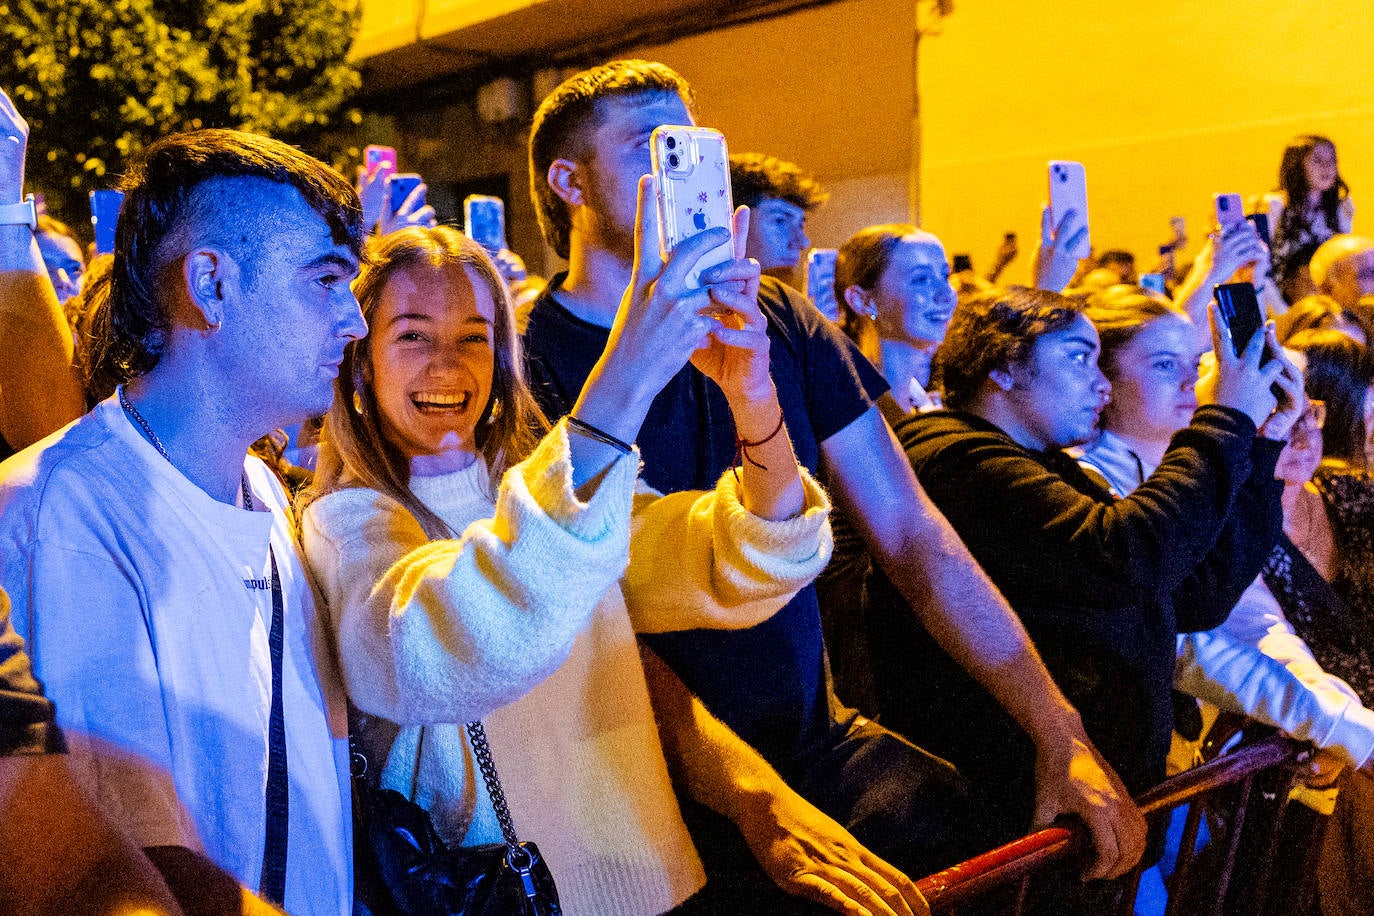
1214, 282, 1265, 358
804, 248, 839, 321
1245, 212, 1271, 246
651, 125, 734, 289
1048, 161, 1090, 260
364, 145, 397, 177
1213, 193, 1245, 230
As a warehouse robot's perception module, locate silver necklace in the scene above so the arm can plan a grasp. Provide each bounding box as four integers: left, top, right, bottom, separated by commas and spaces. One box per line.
118, 386, 254, 511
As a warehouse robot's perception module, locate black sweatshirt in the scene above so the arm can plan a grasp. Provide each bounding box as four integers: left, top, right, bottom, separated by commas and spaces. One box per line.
867, 405, 1283, 822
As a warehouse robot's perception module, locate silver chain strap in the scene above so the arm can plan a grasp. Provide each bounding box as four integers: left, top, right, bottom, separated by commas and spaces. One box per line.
464, 721, 528, 861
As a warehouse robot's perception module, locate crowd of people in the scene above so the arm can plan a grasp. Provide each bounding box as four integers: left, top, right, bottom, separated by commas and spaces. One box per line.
1, 56, 1373, 916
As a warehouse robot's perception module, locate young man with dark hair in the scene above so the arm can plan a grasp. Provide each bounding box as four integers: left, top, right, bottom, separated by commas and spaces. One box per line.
522, 58, 1148, 882
729, 152, 828, 282
868, 287, 1300, 858
0, 124, 367, 914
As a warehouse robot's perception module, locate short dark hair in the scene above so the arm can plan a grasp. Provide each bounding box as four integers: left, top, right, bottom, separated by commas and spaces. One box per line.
933, 286, 1084, 409
102, 128, 363, 380
528, 59, 695, 259
1287, 328, 1374, 467
728, 153, 829, 212
1096, 249, 1135, 268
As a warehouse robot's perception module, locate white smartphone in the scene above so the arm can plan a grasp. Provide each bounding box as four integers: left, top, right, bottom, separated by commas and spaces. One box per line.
651, 125, 734, 289
1047, 160, 1090, 260
464, 194, 507, 253
804, 248, 840, 321
1214, 193, 1245, 229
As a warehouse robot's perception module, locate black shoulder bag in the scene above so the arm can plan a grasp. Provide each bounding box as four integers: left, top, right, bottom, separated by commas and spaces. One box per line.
351, 715, 561, 916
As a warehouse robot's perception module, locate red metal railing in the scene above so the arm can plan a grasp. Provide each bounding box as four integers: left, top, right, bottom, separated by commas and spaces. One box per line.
915, 734, 1315, 914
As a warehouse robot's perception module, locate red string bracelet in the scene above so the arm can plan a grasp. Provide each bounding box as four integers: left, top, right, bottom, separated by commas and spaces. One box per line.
733, 409, 786, 482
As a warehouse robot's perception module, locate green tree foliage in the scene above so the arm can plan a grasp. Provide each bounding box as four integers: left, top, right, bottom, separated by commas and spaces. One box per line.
0, 0, 362, 230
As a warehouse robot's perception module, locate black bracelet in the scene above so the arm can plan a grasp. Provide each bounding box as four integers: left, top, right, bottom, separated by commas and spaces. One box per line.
567, 415, 634, 456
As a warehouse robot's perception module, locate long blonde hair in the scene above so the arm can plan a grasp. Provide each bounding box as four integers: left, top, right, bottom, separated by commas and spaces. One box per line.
305, 226, 548, 539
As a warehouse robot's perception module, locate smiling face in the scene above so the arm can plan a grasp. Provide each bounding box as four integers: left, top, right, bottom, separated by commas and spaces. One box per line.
1005, 313, 1112, 451
1305, 141, 1339, 195
1099, 313, 1203, 447
871, 237, 957, 346
369, 261, 496, 461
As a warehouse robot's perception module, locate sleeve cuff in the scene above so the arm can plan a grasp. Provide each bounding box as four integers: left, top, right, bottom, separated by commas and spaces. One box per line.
514, 419, 640, 542
711, 466, 833, 564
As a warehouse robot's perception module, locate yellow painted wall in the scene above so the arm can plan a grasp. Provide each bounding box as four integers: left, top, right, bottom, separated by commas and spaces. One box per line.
355, 0, 1374, 282
623, 0, 919, 270
921, 0, 1374, 284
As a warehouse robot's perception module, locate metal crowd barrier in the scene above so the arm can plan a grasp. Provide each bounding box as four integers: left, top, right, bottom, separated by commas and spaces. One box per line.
915, 733, 1318, 914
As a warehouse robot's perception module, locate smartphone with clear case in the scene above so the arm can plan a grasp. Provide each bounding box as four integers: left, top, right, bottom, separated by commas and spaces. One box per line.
651, 125, 734, 289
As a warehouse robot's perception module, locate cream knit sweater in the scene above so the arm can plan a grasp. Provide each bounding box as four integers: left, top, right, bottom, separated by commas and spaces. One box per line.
301, 420, 833, 915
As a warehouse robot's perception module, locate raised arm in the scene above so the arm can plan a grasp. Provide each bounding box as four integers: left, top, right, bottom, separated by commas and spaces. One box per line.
1170, 221, 1270, 336
640, 644, 930, 916
0, 89, 84, 450
568, 176, 806, 519
820, 408, 1147, 880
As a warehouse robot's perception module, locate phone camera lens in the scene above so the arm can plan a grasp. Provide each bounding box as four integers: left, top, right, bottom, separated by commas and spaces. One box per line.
665, 136, 677, 150
667, 153, 680, 168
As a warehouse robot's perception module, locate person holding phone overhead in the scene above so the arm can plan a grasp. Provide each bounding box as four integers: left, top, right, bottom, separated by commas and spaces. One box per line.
864, 287, 1304, 892
523, 59, 1148, 884
299, 204, 933, 915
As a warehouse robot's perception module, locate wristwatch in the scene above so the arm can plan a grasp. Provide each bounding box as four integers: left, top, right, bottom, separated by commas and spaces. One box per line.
0, 194, 37, 231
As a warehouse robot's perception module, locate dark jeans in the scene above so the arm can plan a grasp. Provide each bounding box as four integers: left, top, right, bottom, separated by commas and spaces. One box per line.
792, 713, 977, 879
671, 713, 976, 914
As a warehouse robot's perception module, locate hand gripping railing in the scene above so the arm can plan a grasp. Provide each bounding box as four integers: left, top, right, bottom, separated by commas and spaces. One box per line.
915, 734, 1314, 914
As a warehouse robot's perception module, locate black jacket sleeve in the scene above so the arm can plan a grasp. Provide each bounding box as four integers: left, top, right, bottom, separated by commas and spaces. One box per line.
903, 405, 1261, 614
1172, 436, 1284, 632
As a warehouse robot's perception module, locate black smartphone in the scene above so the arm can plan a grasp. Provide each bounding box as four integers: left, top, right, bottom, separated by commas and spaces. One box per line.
1245, 212, 1271, 247
1214, 282, 1264, 357
952, 253, 972, 273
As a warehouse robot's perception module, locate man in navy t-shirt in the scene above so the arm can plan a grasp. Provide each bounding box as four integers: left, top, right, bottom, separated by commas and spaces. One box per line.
521, 59, 1147, 882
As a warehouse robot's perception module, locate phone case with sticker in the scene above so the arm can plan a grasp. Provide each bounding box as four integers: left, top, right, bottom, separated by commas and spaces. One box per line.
651, 125, 734, 289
